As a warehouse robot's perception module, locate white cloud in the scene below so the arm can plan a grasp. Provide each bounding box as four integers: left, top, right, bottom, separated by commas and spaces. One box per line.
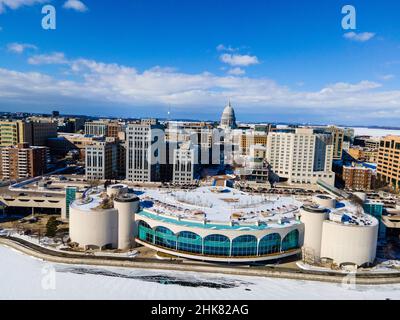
227, 67, 245, 76
0, 0, 47, 13
2, 52, 400, 123
379, 74, 395, 81
63, 0, 88, 12
320, 81, 381, 94
343, 32, 376, 42
220, 53, 259, 67
28, 52, 68, 65
385, 60, 400, 67
216, 44, 238, 52
7, 42, 37, 54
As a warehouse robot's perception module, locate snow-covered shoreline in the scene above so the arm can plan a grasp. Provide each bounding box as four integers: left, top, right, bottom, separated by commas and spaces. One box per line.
1, 245, 400, 300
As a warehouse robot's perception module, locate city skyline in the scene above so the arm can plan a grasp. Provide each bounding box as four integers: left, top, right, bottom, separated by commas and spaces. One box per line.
1, 0, 400, 125
1, 0, 400, 305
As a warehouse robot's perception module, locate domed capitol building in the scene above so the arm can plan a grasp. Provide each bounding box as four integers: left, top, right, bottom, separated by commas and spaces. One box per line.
220, 100, 237, 129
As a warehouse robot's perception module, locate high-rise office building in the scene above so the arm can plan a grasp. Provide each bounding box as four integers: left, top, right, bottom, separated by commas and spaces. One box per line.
126, 122, 166, 183
0, 120, 32, 147
107, 121, 123, 139
57, 117, 86, 133
325, 126, 345, 160
31, 121, 58, 146
240, 131, 268, 156
377, 135, 400, 190
343, 128, 355, 143
266, 128, 334, 185
365, 138, 380, 150
116, 142, 126, 179
0, 120, 57, 147
85, 141, 118, 180
173, 142, 199, 185
84, 120, 125, 139
84, 121, 108, 136
165, 122, 215, 165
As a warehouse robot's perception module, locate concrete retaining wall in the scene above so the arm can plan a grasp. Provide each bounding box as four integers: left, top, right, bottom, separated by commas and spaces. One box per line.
1, 237, 399, 285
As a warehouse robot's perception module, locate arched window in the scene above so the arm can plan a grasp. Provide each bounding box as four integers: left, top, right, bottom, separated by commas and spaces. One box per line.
231, 235, 258, 257
282, 229, 299, 251
138, 220, 154, 244
177, 231, 202, 254
154, 226, 177, 249
203, 234, 230, 256
258, 233, 281, 255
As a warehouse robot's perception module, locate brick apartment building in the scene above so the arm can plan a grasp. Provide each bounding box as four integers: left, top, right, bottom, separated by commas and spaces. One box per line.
0, 143, 48, 180
343, 165, 374, 191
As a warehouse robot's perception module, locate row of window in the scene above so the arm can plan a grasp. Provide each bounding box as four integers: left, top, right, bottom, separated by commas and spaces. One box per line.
380, 141, 400, 150
137, 221, 299, 257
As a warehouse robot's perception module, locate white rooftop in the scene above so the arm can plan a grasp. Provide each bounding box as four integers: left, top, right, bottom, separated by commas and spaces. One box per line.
71, 187, 109, 212
140, 186, 301, 227
328, 206, 378, 227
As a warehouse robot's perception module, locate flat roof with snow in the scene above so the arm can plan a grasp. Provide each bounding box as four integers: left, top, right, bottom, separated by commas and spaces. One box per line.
139, 186, 302, 229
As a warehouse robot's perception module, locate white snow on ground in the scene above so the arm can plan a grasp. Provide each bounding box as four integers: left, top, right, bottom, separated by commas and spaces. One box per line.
2, 232, 138, 258
372, 260, 400, 273
296, 261, 400, 274
1, 245, 400, 300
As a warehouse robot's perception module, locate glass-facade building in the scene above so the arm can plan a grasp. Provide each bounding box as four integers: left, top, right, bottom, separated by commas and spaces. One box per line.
65, 187, 77, 220
137, 217, 301, 261
364, 201, 386, 239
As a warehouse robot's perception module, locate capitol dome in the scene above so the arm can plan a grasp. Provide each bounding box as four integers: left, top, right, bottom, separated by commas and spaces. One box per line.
220, 101, 237, 129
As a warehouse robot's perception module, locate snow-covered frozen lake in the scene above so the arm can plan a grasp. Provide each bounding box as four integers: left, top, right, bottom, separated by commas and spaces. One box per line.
351, 127, 400, 138
1, 245, 400, 300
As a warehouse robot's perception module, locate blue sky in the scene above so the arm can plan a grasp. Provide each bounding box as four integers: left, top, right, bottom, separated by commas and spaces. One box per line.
1, 0, 400, 125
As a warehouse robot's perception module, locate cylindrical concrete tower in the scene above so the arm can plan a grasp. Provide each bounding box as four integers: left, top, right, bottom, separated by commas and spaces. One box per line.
300, 205, 330, 259
313, 195, 337, 209
321, 218, 378, 266
70, 198, 119, 250
114, 193, 140, 250
107, 184, 129, 198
